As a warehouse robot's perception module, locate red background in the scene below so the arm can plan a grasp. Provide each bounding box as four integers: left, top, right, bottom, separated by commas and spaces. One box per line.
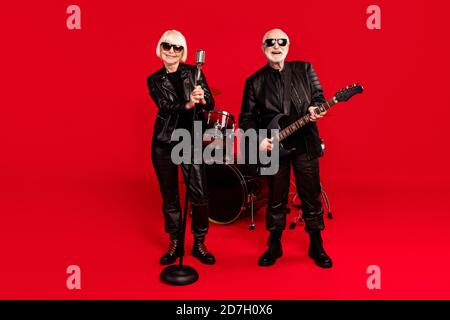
1, 0, 449, 299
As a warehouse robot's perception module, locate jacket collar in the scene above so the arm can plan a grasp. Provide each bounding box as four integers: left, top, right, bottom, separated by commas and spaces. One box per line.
264, 61, 293, 115
265, 60, 291, 73
159, 64, 192, 101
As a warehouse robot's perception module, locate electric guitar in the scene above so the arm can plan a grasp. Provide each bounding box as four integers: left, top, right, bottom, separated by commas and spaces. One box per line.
267, 83, 364, 157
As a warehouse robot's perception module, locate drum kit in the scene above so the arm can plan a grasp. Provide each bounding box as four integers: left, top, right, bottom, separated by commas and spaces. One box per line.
186, 98, 333, 228
201, 108, 268, 228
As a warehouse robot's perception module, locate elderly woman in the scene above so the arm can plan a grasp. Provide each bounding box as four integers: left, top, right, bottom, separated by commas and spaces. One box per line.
147, 30, 215, 265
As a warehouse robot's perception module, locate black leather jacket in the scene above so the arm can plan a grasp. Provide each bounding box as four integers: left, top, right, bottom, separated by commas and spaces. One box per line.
147, 63, 215, 144
239, 61, 326, 159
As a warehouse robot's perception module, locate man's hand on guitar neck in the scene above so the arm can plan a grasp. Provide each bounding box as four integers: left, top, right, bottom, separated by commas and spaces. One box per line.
308, 106, 327, 122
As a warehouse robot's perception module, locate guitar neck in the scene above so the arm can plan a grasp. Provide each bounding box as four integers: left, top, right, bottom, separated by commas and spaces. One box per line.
278, 97, 338, 142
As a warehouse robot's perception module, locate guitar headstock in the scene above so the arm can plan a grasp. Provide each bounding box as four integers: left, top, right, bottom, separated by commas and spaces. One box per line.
335, 83, 364, 102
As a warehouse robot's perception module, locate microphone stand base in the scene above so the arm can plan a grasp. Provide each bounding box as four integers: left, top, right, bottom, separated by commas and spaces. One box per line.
160, 265, 199, 286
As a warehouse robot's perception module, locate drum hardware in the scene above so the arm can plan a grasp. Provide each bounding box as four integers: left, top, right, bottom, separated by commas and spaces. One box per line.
323, 189, 333, 219
247, 183, 256, 230
288, 204, 304, 229
289, 183, 333, 230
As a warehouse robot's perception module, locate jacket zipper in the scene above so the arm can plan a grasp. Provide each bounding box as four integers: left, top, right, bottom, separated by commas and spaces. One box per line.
293, 85, 311, 159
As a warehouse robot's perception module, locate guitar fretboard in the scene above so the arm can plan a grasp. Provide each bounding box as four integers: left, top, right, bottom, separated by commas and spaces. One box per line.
277, 97, 338, 142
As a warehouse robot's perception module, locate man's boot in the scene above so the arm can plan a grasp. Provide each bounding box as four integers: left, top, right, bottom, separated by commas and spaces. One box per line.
308, 231, 332, 268
258, 231, 283, 266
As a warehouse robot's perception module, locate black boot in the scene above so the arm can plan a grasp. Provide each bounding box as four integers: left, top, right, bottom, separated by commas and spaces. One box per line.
160, 239, 182, 265
192, 238, 216, 265
308, 231, 332, 268
258, 231, 283, 266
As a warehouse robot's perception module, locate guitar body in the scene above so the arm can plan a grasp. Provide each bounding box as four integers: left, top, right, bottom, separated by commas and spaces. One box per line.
266, 113, 295, 158
256, 83, 363, 173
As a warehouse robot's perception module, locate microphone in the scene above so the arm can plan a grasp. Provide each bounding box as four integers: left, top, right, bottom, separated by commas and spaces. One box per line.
196, 49, 205, 66
195, 49, 205, 85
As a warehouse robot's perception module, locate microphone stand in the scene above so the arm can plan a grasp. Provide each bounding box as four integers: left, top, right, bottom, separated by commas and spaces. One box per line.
160, 61, 204, 286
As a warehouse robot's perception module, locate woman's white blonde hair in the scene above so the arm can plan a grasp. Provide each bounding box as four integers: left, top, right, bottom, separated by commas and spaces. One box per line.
156, 30, 187, 62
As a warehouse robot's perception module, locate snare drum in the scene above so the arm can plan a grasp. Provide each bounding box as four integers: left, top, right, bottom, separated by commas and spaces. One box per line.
203, 110, 235, 145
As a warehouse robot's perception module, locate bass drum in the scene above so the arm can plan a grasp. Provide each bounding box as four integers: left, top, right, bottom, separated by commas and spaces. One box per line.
206, 163, 268, 224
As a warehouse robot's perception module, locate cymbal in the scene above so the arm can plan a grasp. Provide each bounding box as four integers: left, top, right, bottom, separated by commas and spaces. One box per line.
210, 87, 222, 96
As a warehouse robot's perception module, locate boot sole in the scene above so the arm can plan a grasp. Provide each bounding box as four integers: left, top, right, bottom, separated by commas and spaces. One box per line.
192, 252, 216, 265
308, 252, 333, 268
258, 253, 283, 267
160, 252, 183, 266
160, 257, 179, 266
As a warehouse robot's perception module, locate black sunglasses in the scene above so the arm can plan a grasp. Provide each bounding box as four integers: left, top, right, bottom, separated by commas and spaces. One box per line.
264, 38, 288, 47
161, 42, 184, 53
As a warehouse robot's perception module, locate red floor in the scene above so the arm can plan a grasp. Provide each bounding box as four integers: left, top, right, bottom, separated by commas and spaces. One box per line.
1, 168, 449, 300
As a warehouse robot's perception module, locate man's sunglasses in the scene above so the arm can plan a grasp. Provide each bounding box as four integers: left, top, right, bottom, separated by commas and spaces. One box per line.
161, 42, 184, 53
264, 38, 288, 47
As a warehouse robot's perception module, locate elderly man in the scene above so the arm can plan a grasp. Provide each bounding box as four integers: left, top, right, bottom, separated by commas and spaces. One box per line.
239, 28, 332, 268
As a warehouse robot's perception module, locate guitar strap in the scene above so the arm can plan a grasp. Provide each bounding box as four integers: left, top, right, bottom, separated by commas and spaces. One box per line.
281, 62, 293, 115
289, 63, 307, 116
291, 84, 304, 116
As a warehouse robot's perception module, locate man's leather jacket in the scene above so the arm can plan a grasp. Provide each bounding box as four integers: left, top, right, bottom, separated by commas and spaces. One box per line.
239, 61, 326, 160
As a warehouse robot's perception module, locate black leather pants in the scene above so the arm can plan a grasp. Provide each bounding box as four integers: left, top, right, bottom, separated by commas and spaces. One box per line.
152, 141, 209, 240
266, 153, 324, 233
